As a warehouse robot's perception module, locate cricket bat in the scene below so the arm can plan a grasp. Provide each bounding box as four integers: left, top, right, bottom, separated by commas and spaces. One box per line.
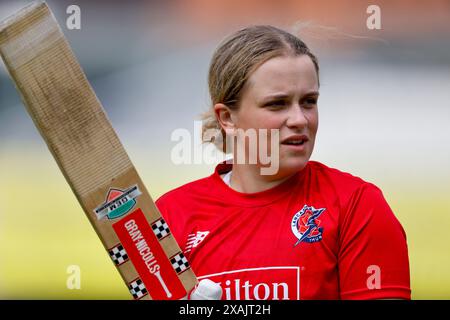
0, 1, 197, 300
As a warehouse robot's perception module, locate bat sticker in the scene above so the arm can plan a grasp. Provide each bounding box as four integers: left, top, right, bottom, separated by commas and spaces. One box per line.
113, 208, 187, 300
94, 184, 142, 220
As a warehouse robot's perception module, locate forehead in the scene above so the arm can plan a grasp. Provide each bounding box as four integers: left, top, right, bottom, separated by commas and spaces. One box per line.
244, 55, 319, 99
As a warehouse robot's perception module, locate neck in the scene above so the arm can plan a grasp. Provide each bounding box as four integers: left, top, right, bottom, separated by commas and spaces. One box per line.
229, 162, 294, 193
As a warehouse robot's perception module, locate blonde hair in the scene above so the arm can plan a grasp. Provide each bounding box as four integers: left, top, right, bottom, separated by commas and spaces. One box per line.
201, 25, 319, 153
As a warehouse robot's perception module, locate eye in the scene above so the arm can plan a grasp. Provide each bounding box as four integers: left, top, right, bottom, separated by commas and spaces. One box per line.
302, 96, 318, 108
264, 100, 287, 109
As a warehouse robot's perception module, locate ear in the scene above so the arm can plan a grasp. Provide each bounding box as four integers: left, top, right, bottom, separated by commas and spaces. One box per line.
214, 103, 236, 135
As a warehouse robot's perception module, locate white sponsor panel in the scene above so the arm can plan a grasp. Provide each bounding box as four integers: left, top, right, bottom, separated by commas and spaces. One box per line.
198, 266, 300, 300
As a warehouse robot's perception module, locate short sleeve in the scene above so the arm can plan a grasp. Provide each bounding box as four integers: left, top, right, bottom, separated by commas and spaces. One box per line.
338, 183, 411, 299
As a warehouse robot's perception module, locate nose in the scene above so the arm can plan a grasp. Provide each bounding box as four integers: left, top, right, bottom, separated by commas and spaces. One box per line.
285, 104, 308, 129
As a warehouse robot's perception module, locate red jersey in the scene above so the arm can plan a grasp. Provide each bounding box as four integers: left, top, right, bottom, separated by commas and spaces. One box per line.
155, 161, 411, 300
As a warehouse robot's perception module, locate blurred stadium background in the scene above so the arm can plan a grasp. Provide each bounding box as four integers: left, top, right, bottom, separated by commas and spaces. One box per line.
0, 0, 449, 299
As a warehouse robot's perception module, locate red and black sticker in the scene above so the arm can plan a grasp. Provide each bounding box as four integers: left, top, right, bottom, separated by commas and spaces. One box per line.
113, 208, 187, 300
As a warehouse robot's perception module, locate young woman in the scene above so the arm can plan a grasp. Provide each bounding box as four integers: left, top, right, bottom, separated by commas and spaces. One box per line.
156, 25, 411, 300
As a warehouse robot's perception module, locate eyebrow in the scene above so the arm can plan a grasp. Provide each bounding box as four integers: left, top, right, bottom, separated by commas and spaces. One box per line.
259, 91, 320, 104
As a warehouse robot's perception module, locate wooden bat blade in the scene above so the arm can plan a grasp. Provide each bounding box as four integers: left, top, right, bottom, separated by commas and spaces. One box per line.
0, 1, 197, 300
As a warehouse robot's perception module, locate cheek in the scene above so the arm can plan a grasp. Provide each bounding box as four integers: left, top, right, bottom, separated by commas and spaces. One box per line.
237, 107, 284, 130
306, 109, 319, 135
253, 111, 285, 130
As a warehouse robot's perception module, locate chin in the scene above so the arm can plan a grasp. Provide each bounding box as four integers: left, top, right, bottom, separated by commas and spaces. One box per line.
271, 156, 309, 180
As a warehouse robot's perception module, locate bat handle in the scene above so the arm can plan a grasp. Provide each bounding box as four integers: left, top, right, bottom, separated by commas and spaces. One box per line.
153, 270, 172, 298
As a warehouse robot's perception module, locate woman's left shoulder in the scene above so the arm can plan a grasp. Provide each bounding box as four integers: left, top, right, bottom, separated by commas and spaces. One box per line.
307, 160, 382, 196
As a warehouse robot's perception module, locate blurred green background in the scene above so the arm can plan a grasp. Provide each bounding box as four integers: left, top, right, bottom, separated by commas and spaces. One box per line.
1, 0, 449, 299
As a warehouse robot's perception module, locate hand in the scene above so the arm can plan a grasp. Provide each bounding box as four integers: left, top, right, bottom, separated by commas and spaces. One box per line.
181, 279, 223, 300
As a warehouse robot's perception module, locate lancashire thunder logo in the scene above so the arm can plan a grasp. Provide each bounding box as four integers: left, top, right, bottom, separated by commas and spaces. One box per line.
291, 204, 326, 246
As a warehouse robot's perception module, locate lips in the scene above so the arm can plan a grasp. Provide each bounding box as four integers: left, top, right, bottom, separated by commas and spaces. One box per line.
281, 135, 309, 146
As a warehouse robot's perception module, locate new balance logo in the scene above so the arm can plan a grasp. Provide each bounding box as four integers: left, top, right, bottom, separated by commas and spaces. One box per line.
185, 231, 209, 253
